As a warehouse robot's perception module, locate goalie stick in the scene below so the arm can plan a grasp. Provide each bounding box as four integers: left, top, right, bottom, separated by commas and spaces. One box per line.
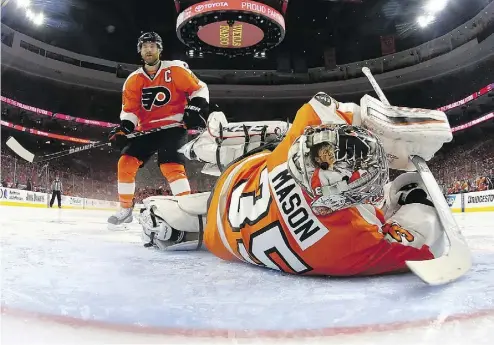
362, 67, 471, 285
6, 123, 183, 164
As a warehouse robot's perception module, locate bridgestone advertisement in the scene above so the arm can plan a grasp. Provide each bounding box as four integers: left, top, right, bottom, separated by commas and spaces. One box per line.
467, 193, 494, 204
447, 190, 494, 212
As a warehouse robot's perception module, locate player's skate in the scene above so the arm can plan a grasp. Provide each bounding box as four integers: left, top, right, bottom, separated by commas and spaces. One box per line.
107, 207, 134, 230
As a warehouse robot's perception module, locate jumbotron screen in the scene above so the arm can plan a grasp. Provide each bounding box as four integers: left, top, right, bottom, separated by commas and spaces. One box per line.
175, 0, 289, 57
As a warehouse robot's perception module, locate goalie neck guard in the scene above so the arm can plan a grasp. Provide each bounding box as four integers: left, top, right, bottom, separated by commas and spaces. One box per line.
287, 124, 389, 216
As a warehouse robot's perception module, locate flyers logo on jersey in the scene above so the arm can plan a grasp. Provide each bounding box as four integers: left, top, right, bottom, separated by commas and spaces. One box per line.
141, 86, 172, 111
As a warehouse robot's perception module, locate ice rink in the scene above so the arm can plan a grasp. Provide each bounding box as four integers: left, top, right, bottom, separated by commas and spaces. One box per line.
1, 206, 493, 345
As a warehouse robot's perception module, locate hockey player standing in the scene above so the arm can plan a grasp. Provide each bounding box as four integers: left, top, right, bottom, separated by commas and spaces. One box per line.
107, 32, 209, 229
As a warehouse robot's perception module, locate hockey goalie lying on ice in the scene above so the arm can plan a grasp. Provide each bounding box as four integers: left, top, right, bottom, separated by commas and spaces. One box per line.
138, 92, 455, 277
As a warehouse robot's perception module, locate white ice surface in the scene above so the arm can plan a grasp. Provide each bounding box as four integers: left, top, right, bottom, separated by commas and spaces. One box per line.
1, 206, 493, 344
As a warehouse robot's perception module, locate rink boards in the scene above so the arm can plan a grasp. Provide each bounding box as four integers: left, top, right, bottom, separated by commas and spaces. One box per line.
0, 187, 118, 211
447, 189, 494, 213
1, 187, 494, 212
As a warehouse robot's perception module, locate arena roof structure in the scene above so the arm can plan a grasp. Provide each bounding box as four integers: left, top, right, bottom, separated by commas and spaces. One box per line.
1, 0, 492, 70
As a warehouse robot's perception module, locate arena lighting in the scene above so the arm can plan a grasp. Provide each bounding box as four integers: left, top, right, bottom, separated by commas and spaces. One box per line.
417, 14, 435, 28
16, 0, 30, 8
186, 49, 204, 58
30, 11, 44, 25
25, 8, 34, 19
417, 0, 447, 28
254, 51, 267, 59
425, 0, 448, 14
25, 8, 45, 26
15, 0, 45, 26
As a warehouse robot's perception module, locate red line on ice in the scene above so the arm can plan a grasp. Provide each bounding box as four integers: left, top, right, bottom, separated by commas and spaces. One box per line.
2, 305, 494, 339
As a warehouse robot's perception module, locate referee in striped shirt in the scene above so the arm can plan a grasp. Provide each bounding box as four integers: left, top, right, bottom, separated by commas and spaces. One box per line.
49, 176, 63, 208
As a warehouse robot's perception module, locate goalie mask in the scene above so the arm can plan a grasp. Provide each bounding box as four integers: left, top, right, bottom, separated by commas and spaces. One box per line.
287, 124, 389, 215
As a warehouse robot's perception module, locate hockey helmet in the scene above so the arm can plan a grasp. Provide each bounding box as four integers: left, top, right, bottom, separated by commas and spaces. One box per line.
137, 32, 163, 53
287, 124, 389, 215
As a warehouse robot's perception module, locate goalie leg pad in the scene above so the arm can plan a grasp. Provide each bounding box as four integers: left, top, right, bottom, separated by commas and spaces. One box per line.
178, 111, 288, 168
143, 193, 209, 231
139, 193, 209, 251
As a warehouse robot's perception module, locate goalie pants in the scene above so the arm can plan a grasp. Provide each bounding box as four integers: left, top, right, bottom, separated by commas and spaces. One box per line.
118, 127, 191, 208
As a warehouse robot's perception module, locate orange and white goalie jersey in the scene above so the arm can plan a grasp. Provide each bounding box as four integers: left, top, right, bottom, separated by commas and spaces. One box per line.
120, 60, 209, 131
204, 95, 434, 276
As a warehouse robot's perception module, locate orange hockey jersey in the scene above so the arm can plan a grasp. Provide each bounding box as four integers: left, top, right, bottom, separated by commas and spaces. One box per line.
204, 95, 434, 276
120, 60, 209, 131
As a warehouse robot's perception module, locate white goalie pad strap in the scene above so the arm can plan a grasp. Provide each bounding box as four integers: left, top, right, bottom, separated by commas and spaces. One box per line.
207, 111, 288, 145
180, 113, 285, 167
191, 139, 269, 167
360, 95, 452, 170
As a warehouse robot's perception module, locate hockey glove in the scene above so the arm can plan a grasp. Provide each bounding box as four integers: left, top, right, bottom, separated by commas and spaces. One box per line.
108, 120, 135, 149
183, 97, 209, 129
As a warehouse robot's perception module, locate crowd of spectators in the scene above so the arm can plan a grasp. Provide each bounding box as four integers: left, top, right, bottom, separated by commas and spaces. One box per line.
1, 63, 493, 202
2, 133, 493, 204
429, 139, 494, 195
0, 144, 217, 203
1, 149, 117, 200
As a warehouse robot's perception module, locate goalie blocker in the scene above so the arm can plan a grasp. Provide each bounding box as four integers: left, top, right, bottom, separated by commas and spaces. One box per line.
139, 91, 469, 285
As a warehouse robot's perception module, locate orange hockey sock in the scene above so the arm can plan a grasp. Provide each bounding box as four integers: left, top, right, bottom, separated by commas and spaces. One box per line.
118, 155, 142, 208
159, 163, 191, 196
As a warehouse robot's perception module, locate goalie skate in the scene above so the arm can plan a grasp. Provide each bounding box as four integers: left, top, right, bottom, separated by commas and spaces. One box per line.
138, 206, 193, 250
107, 207, 134, 231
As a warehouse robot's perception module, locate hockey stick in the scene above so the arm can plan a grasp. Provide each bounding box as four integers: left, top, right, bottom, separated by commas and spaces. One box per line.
362, 67, 471, 285
6, 123, 183, 164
